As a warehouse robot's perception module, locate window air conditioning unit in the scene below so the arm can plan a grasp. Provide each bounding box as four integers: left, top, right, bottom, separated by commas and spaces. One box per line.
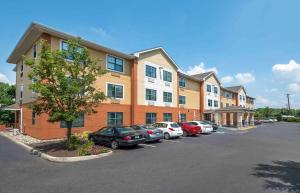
148, 101, 155, 106
148, 78, 155, 83
165, 82, 170, 87
111, 99, 121, 104
165, 103, 171, 107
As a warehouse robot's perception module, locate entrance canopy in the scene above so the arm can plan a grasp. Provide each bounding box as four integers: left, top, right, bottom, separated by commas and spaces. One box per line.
1, 103, 21, 111
204, 106, 255, 114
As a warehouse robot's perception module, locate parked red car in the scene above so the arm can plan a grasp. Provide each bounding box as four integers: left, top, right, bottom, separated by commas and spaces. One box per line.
178, 122, 201, 136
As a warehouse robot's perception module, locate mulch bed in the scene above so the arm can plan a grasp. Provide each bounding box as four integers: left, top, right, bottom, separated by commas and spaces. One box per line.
29, 141, 110, 157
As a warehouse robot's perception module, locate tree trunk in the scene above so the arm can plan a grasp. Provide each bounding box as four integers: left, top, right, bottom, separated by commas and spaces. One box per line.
66, 121, 72, 150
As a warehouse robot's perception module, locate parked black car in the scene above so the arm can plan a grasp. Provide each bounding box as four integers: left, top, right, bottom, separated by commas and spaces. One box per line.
88, 126, 146, 149
202, 120, 219, 131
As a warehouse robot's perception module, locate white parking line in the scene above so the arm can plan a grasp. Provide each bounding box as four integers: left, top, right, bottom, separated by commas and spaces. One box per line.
140, 144, 156, 148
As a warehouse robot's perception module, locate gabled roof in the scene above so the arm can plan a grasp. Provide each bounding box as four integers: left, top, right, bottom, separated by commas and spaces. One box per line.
225, 85, 247, 94
132, 47, 180, 69
190, 71, 221, 85
7, 22, 136, 64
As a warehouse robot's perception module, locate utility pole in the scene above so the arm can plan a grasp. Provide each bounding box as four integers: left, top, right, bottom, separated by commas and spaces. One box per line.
287, 93, 291, 112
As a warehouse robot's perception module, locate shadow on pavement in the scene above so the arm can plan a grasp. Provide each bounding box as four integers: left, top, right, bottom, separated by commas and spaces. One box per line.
252, 160, 300, 193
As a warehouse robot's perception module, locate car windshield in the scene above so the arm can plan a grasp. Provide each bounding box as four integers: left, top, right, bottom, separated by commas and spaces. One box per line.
170, 123, 179, 128
116, 127, 135, 134
185, 122, 194, 126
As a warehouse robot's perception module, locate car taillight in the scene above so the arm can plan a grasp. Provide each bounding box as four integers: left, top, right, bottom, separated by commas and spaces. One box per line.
147, 130, 154, 135
123, 136, 131, 141
168, 128, 175, 131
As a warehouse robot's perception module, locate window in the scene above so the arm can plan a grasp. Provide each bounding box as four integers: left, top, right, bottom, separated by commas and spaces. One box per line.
208, 99, 212, 107
60, 112, 84, 128
107, 55, 124, 72
180, 113, 186, 122
163, 92, 172, 103
243, 96, 245, 101
145, 65, 156, 78
240, 95, 242, 100
207, 84, 211, 92
179, 95, 186, 104
163, 71, 172, 82
214, 100, 218, 107
145, 89, 157, 101
214, 86, 218, 94
32, 111, 36, 125
179, 77, 186, 87
33, 44, 37, 58
107, 83, 123, 99
61, 41, 83, 60
20, 84, 24, 105
146, 113, 157, 124
163, 113, 172, 122
226, 103, 229, 107
20, 61, 23, 78
107, 112, 123, 126
226, 93, 230, 98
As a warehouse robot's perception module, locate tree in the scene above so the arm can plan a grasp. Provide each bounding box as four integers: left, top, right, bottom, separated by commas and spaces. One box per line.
25, 39, 106, 147
0, 83, 16, 124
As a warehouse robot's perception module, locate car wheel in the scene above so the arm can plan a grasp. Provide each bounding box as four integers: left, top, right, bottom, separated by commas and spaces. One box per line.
164, 133, 170, 140
182, 131, 188, 137
111, 140, 119, 150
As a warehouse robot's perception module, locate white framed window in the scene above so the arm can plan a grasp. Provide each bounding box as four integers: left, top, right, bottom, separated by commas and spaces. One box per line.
163, 70, 172, 82
107, 55, 124, 73
179, 95, 186, 104
145, 65, 156, 78
106, 83, 124, 99
163, 92, 172, 103
179, 77, 186, 87
208, 99, 212, 107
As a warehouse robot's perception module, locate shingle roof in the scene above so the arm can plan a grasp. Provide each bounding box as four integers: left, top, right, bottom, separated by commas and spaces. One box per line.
191, 71, 214, 80
225, 85, 244, 93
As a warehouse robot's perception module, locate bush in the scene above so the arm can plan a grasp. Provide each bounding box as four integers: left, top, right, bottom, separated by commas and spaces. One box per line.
285, 117, 300, 122
78, 140, 94, 156
275, 114, 282, 122
67, 135, 80, 150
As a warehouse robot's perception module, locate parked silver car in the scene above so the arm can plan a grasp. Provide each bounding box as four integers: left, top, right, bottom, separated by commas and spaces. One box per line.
131, 125, 164, 142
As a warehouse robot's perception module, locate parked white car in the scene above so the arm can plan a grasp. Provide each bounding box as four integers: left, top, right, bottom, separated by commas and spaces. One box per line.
153, 122, 183, 139
188, 121, 213, 134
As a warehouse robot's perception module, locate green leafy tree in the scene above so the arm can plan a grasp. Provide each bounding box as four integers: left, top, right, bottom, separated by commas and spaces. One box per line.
25, 39, 106, 147
0, 83, 16, 124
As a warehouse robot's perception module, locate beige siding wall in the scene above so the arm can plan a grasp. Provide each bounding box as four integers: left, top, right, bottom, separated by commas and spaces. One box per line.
137, 49, 178, 107
18, 35, 132, 105
203, 75, 221, 110
179, 78, 200, 109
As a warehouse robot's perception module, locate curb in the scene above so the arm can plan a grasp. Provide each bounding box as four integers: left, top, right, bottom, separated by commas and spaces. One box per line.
0, 132, 113, 163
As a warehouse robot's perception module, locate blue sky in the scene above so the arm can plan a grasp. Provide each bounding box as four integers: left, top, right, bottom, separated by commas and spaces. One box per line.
1, 0, 300, 108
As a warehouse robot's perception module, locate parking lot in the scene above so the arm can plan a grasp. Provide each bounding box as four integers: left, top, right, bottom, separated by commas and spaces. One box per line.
1, 122, 300, 193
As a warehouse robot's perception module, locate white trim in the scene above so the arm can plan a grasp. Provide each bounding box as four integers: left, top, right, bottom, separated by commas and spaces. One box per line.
106, 54, 125, 74
106, 82, 124, 100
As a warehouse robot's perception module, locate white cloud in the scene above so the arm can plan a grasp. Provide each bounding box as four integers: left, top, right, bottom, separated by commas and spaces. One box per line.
288, 83, 300, 93
221, 76, 234, 84
0, 73, 10, 84
235, 73, 256, 84
272, 60, 300, 82
185, 62, 218, 75
256, 96, 272, 106
90, 27, 110, 39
